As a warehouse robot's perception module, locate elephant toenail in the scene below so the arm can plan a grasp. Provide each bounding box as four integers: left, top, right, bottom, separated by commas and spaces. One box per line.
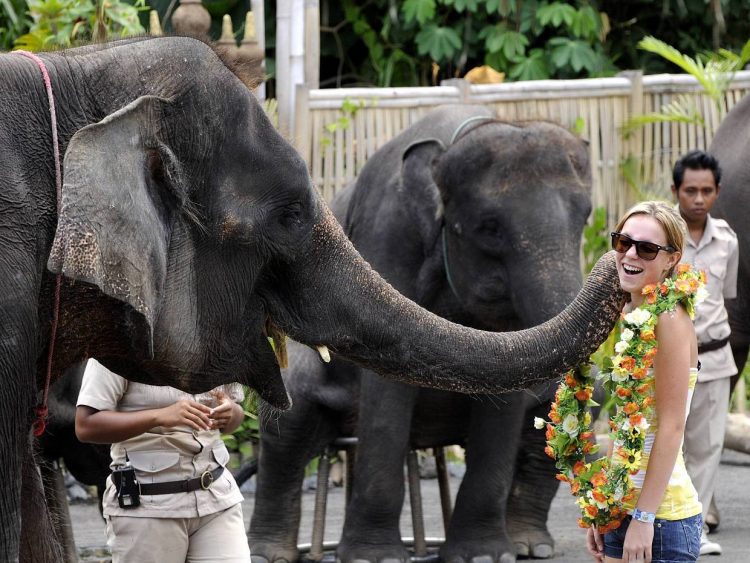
470, 555, 493, 563
351, 558, 371, 563
251, 557, 269, 563
531, 544, 554, 559
380, 558, 403, 563
513, 542, 529, 557
499, 553, 516, 563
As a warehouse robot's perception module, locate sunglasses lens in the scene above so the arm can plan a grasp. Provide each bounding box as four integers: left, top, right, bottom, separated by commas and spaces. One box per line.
611, 233, 631, 253
636, 243, 659, 261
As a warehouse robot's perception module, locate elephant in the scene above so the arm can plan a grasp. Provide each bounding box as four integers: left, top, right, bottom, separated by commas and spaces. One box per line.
0, 37, 626, 562
249, 106, 595, 563
709, 95, 750, 377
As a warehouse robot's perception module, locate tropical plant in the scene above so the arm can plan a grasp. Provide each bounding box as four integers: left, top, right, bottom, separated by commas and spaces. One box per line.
622, 36, 750, 136
0, 0, 29, 50
12, 0, 147, 51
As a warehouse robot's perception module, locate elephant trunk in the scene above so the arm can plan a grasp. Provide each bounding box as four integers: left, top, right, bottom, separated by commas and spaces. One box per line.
271, 202, 626, 394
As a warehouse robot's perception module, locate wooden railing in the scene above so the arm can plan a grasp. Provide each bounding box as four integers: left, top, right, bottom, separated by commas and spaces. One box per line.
292, 71, 750, 223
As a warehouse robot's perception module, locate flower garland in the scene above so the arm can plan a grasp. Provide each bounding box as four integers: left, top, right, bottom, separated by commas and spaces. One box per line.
535, 263, 706, 532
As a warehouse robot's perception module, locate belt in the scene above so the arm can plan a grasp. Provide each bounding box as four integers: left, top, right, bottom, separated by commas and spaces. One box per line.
113, 465, 224, 495
698, 337, 730, 354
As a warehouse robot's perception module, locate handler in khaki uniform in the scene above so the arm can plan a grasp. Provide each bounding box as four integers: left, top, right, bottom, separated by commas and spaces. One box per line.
672, 150, 739, 556
76, 359, 251, 562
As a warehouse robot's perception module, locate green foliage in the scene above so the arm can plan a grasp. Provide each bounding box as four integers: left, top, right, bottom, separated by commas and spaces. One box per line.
320, 97, 374, 149
330, 0, 614, 87
222, 389, 259, 460
582, 206, 609, 274
0, 0, 29, 51
12, 0, 146, 50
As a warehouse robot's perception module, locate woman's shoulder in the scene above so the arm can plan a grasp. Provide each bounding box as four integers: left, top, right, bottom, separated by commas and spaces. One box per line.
655, 302, 695, 340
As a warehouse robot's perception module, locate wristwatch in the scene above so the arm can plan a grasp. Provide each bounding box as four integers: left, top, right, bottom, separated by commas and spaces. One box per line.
632, 508, 656, 524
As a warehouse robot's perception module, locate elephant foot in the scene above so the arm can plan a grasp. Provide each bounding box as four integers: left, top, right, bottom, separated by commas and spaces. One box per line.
440, 538, 516, 563
248, 541, 299, 563
336, 541, 409, 563
507, 525, 554, 559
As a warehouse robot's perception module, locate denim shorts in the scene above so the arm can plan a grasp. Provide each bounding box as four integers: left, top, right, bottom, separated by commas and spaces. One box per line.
603, 513, 702, 562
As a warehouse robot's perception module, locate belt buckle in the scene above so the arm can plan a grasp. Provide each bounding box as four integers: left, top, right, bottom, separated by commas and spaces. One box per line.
200, 470, 214, 490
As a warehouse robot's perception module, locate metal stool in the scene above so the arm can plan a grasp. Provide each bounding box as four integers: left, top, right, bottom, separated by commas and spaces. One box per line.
305, 438, 454, 562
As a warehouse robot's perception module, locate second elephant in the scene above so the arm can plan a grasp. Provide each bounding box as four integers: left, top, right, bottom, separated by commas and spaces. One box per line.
249, 106, 594, 563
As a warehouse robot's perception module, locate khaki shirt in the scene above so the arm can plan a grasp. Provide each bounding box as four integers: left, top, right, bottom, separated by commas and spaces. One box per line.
77, 359, 245, 518
681, 214, 739, 381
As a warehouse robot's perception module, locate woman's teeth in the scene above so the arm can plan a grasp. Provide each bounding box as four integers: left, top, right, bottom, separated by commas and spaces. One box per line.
623, 264, 643, 275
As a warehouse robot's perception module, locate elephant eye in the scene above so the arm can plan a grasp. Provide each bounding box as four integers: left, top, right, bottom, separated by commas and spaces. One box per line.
280, 202, 302, 227
479, 219, 502, 238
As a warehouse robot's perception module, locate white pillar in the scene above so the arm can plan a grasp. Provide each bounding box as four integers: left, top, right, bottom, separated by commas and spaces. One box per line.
304, 0, 320, 89
289, 0, 305, 138
250, 0, 266, 100
276, 0, 292, 135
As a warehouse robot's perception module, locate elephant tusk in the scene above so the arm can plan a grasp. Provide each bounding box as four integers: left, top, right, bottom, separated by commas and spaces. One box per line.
316, 345, 331, 363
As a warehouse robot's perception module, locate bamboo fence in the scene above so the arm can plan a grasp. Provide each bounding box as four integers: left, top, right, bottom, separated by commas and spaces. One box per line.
292, 71, 750, 224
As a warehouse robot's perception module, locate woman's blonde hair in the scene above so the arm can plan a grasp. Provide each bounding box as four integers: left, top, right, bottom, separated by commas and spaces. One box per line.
614, 200, 687, 274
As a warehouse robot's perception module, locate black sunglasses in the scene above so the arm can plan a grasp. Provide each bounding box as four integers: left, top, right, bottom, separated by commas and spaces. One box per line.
610, 232, 675, 261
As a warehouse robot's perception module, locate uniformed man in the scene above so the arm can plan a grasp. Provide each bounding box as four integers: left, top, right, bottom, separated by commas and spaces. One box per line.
671, 150, 739, 557
76, 359, 251, 562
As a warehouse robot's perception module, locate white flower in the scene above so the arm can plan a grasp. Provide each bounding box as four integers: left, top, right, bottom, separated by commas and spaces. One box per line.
610, 368, 629, 383
562, 413, 579, 437
624, 308, 652, 327
621, 328, 634, 342
533, 417, 546, 430
615, 340, 629, 354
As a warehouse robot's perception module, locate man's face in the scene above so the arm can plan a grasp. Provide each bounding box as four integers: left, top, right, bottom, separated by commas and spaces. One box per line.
672, 167, 720, 225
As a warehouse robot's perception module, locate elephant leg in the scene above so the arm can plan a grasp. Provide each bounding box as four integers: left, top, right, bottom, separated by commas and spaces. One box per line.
0, 270, 40, 561
506, 399, 558, 559
249, 395, 338, 563
440, 394, 524, 563
337, 375, 418, 563
19, 441, 65, 563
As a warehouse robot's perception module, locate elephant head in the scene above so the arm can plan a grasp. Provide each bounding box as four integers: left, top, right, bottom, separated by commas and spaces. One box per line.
46, 38, 625, 409
400, 116, 592, 331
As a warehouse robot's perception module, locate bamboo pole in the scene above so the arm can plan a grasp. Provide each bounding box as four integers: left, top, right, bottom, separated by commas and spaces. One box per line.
276, 0, 291, 136
250, 0, 266, 99
304, 0, 320, 89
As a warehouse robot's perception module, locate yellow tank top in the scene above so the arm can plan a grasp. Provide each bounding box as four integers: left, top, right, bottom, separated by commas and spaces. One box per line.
616, 368, 703, 520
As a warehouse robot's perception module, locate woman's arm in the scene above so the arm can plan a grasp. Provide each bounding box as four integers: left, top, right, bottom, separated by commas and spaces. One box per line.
75, 399, 214, 444
622, 305, 695, 562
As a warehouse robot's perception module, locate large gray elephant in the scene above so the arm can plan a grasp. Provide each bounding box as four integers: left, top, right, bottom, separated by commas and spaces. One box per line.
709, 95, 750, 374
249, 106, 594, 563
0, 38, 625, 562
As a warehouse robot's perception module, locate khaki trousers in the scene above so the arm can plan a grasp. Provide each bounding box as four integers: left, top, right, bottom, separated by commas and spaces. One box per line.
106, 503, 250, 562
683, 377, 731, 522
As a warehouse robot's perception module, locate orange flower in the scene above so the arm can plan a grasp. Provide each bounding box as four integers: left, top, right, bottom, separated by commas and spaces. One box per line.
676, 279, 692, 293
565, 373, 577, 388
642, 284, 657, 295
575, 388, 592, 401
544, 445, 555, 459
636, 382, 652, 394
580, 431, 594, 441
677, 263, 691, 274
549, 411, 561, 423
623, 402, 638, 415
578, 518, 589, 529
622, 492, 636, 503
616, 387, 632, 398
590, 471, 608, 487
620, 356, 636, 371
571, 481, 581, 494
555, 473, 569, 482
641, 329, 656, 341
659, 283, 669, 295
592, 490, 607, 503
632, 367, 648, 380
585, 505, 599, 517
582, 441, 595, 454
642, 396, 654, 409
546, 425, 556, 440
629, 413, 644, 427
647, 292, 657, 304
573, 460, 586, 475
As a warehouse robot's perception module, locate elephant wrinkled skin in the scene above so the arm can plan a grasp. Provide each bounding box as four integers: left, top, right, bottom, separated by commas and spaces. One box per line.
250, 107, 595, 563
0, 38, 625, 562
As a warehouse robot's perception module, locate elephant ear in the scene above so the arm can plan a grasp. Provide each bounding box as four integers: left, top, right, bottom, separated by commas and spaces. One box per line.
48, 95, 183, 342
400, 139, 446, 251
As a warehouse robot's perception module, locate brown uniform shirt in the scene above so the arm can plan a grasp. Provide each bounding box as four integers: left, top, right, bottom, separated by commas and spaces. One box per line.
77, 359, 245, 518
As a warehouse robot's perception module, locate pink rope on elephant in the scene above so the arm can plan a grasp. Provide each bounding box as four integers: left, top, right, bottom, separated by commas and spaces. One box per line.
12, 50, 63, 437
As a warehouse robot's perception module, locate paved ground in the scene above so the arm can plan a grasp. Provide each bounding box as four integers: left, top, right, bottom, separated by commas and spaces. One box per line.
71, 449, 750, 562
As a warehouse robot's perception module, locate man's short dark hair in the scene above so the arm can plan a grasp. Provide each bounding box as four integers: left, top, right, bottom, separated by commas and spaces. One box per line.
672, 150, 722, 189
